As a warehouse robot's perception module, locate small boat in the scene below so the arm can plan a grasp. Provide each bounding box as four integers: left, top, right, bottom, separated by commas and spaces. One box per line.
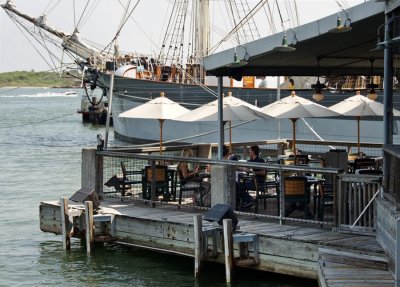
64, 91, 77, 96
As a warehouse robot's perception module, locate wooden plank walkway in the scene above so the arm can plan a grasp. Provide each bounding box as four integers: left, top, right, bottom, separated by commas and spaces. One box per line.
318, 249, 394, 287
40, 197, 395, 285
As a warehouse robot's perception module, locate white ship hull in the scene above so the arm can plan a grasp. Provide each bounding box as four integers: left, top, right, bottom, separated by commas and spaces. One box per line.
105, 74, 399, 145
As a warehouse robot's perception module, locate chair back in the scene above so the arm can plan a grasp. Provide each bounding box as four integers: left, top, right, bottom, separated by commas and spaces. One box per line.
354, 158, 376, 170
357, 169, 382, 175
253, 174, 267, 191
281, 158, 295, 165
121, 162, 128, 179
177, 163, 185, 181
284, 176, 307, 196
294, 155, 309, 165
145, 165, 167, 182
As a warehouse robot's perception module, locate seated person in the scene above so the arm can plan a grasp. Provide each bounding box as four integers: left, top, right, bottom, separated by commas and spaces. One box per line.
178, 148, 211, 206
237, 145, 266, 209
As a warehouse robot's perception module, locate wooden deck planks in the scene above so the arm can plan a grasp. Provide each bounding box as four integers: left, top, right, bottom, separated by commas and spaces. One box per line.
98, 200, 386, 257
319, 261, 394, 287
40, 199, 394, 285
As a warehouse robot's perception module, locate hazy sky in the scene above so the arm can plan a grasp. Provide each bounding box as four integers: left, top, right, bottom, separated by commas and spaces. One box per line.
0, 0, 364, 73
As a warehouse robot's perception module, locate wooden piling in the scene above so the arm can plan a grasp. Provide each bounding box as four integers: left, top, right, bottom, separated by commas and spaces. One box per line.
194, 214, 203, 277
223, 219, 233, 284
85, 201, 94, 253
60, 197, 70, 250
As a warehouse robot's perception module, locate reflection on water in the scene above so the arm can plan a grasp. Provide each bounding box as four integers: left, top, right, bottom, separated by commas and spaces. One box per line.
0, 88, 316, 287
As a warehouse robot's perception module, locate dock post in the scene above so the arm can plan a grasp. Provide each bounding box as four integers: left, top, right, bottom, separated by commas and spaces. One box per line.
60, 197, 70, 250
85, 201, 94, 253
223, 218, 233, 284
193, 214, 203, 277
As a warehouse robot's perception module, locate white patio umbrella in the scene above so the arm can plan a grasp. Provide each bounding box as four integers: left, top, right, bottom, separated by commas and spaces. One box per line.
118, 92, 190, 154
173, 92, 272, 151
329, 91, 400, 153
262, 91, 339, 156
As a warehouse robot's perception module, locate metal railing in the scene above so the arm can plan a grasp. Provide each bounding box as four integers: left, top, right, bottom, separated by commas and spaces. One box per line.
95, 142, 383, 231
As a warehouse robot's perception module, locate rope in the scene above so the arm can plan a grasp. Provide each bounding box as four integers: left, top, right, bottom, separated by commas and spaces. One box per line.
101, 0, 142, 55
0, 112, 77, 129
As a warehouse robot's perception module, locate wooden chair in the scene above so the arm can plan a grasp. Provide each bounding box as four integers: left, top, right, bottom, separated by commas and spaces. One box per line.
284, 176, 310, 218
176, 164, 204, 206
120, 162, 144, 201
143, 165, 170, 201
353, 158, 376, 172
357, 169, 383, 175
315, 181, 334, 221
292, 154, 309, 165
254, 171, 279, 215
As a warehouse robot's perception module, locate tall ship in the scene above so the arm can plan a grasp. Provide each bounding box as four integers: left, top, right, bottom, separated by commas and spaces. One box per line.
2, 0, 397, 145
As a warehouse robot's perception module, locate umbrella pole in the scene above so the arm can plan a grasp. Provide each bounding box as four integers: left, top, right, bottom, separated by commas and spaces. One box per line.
291, 118, 297, 157
357, 116, 360, 154
159, 119, 164, 155
229, 121, 232, 153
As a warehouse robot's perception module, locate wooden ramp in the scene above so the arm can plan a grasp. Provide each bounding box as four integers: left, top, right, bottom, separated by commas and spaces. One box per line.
318, 248, 394, 287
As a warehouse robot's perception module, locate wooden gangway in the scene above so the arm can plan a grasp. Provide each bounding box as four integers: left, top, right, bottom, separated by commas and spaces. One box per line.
318, 249, 394, 287
40, 197, 395, 285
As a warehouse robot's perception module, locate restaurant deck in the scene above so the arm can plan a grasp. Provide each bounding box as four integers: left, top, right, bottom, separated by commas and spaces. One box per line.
37, 140, 400, 286
39, 196, 394, 286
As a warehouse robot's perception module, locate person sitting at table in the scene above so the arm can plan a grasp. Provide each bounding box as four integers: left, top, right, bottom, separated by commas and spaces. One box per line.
237, 145, 266, 209
222, 145, 231, 160
178, 148, 211, 206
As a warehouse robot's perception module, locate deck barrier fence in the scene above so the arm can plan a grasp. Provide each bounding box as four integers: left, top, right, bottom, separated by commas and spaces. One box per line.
94, 140, 383, 232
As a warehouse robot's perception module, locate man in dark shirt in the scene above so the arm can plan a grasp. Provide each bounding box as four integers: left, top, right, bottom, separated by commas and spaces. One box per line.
237, 145, 266, 209
248, 145, 266, 182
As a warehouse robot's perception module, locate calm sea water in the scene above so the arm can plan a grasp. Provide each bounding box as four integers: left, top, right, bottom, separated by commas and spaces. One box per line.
0, 87, 316, 287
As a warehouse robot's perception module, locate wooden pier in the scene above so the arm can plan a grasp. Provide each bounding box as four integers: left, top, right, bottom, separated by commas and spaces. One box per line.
40, 197, 395, 285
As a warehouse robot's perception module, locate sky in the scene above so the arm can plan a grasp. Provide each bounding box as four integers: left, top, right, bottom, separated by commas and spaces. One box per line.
0, 0, 364, 73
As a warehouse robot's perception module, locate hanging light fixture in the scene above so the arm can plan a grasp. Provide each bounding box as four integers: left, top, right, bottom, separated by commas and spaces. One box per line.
372, 16, 400, 51
228, 45, 249, 68
367, 58, 378, 101
311, 58, 326, 101
329, 10, 352, 33
273, 29, 296, 52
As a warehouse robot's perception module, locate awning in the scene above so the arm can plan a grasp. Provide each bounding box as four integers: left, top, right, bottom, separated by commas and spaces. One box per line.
203, 1, 394, 79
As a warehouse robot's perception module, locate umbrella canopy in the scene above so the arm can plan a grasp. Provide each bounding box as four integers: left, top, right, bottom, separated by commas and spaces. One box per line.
262, 91, 338, 156
119, 92, 190, 154
173, 92, 271, 150
329, 91, 400, 153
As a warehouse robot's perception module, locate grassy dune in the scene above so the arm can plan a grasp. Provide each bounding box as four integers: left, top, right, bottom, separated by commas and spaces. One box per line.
0, 71, 80, 87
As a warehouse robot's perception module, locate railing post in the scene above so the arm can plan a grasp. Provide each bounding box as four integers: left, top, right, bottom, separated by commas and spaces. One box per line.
279, 169, 285, 225
82, 148, 103, 199
95, 153, 104, 199
336, 175, 341, 229
150, 160, 157, 203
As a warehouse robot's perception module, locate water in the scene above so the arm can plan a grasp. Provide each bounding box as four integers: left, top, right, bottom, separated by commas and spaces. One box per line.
0, 87, 316, 287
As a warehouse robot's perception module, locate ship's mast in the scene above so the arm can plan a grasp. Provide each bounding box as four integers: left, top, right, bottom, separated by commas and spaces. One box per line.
197, 0, 210, 58
194, 0, 210, 83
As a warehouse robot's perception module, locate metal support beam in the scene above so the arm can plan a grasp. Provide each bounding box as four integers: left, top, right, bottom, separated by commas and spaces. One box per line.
218, 76, 224, 159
